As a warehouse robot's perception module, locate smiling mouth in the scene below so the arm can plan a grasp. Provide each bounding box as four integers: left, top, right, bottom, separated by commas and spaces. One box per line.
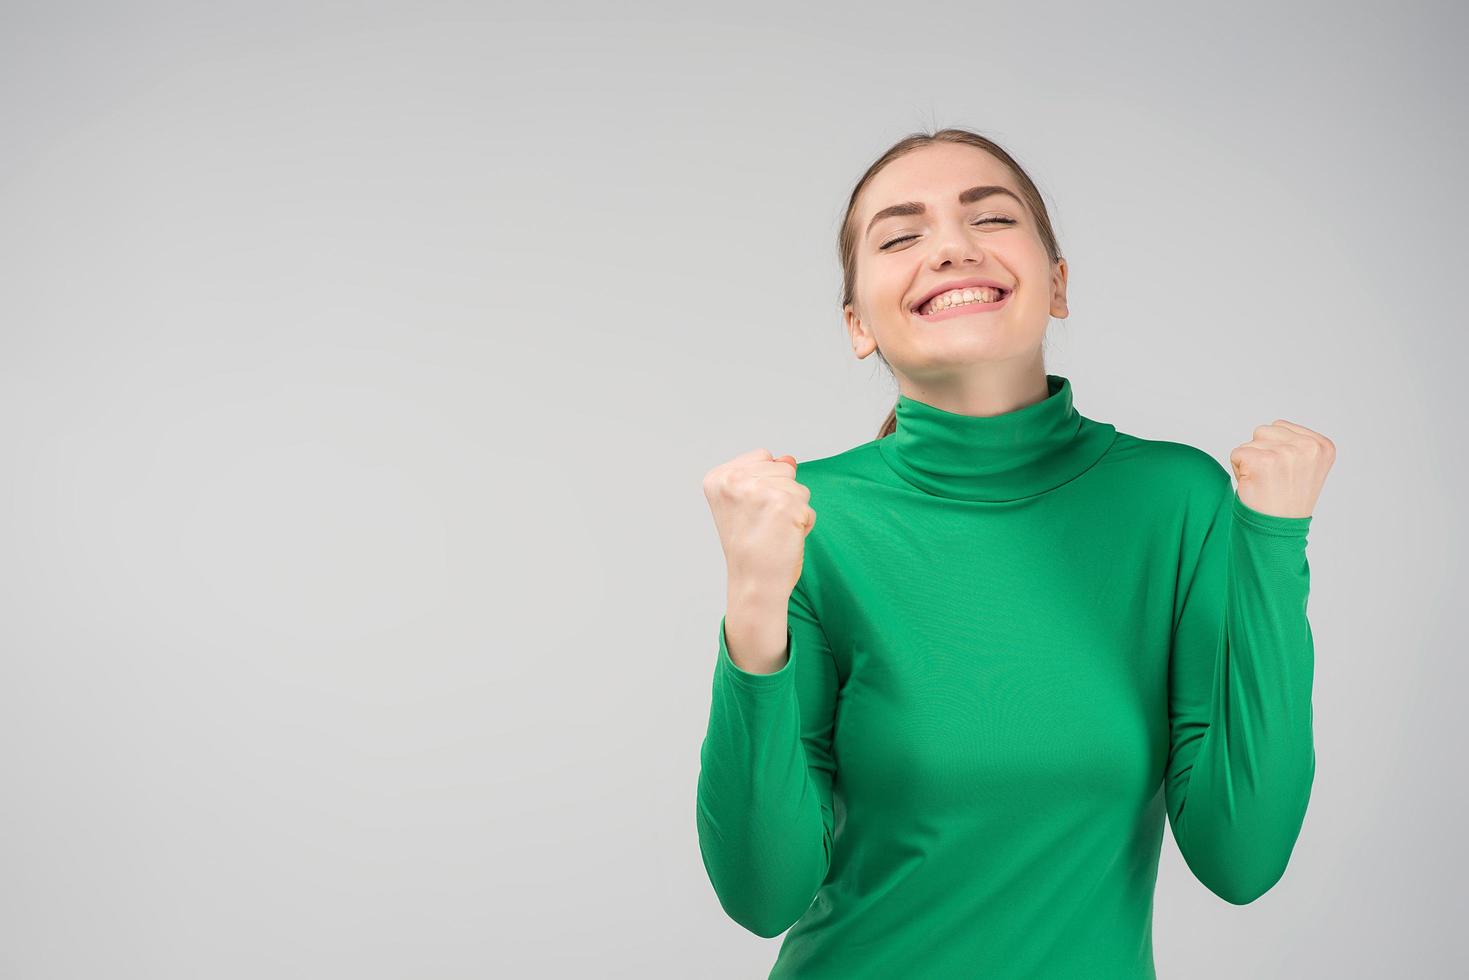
913, 286, 1011, 319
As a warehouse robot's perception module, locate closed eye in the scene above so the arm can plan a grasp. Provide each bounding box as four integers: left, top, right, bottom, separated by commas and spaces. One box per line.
879, 216, 1016, 251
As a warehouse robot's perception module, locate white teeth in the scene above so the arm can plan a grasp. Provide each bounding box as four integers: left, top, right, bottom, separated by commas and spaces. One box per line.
919, 286, 1005, 315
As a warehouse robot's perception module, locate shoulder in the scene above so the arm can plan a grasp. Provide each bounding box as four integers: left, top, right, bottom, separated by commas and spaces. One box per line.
780, 441, 882, 613
1104, 428, 1233, 511
786, 438, 886, 500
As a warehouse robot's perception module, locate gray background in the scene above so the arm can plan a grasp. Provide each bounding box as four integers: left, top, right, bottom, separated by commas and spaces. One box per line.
2, 0, 1464, 976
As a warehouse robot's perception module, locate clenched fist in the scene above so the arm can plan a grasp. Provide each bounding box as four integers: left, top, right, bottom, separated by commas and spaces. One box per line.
1230, 420, 1336, 519
702, 448, 817, 602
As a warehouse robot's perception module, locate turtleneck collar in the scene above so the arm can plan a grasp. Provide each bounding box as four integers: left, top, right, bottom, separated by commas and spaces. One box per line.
876, 374, 1117, 502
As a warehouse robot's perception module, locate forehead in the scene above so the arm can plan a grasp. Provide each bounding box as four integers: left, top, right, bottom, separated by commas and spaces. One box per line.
859, 143, 1019, 218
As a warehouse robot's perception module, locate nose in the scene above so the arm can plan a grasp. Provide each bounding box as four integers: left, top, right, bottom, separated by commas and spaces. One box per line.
928, 218, 985, 269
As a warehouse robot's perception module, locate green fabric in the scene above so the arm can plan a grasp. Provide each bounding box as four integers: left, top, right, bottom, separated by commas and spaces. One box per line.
695, 374, 1315, 978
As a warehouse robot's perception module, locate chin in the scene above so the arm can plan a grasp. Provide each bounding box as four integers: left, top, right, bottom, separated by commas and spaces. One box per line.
907, 333, 1032, 367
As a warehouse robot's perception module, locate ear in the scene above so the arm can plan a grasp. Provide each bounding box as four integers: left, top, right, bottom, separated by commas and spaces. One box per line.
1048, 257, 1069, 320
844, 304, 878, 359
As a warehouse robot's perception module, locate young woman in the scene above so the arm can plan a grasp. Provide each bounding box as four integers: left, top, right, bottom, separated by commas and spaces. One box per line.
695, 129, 1335, 978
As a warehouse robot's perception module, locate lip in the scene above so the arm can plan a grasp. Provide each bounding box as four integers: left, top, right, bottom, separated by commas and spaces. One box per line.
914, 287, 1011, 322
910, 277, 1013, 314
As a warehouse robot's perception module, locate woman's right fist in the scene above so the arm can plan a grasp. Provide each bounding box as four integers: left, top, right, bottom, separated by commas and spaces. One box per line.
702, 448, 817, 599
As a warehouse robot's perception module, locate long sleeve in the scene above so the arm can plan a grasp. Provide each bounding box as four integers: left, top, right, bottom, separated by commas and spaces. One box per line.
1165, 465, 1316, 906
695, 580, 840, 939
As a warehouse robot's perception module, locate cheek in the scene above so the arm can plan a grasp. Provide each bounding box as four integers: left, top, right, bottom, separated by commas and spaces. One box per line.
857, 277, 906, 325
869, 267, 911, 310
1015, 247, 1055, 289
995, 250, 1051, 301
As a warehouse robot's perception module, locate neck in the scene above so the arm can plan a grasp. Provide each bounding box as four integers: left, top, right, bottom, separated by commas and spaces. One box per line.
876, 373, 1117, 502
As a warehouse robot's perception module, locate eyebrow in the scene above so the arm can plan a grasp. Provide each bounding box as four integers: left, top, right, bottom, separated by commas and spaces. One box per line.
865, 185, 1025, 237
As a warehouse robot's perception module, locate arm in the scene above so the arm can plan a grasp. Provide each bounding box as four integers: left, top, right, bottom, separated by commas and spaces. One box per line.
1165, 462, 1316, 905
695, 580, 840, 938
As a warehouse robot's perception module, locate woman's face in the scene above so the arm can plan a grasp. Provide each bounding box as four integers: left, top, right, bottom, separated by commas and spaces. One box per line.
845, 143, 1067, 383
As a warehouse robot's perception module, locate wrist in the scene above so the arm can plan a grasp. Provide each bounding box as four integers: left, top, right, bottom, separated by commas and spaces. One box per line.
726, 575, 791, 612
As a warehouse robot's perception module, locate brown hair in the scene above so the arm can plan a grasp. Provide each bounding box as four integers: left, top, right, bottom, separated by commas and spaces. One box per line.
837, 128, 1065, 439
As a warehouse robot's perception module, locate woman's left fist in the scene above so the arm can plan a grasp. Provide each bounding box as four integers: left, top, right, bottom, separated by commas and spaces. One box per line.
1230, 420, 1335, 519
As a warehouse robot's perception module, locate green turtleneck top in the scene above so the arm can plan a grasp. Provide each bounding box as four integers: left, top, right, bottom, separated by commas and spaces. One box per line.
695, 375, 1316, 979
